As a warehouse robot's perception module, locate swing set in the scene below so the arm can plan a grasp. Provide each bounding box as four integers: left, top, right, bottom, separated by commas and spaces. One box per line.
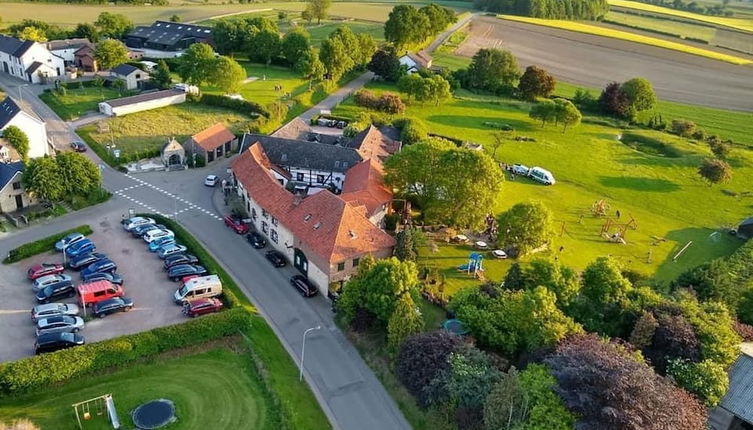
72, 394, 120, 429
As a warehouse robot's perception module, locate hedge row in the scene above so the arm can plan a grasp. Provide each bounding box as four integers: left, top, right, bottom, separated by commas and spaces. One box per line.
3, 225, 93, 264
196, 94, 269, 119
140, 214, 253, 310
0, 308, 251, 396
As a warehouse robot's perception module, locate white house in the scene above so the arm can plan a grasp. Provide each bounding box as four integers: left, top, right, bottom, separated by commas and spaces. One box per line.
46, 38, 92, 66
0, 34, 64, 83
99, 89, 186, 117
109, 63, 150, 90
399, 51, 433, 74
0, 161, 34, 213
0, 97, 49, 158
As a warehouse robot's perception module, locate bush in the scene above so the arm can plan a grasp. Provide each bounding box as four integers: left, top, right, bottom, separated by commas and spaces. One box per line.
396, 118, 428, 145
194, 94, 270, 118
354, 90, 405, 114
671, 119, 696, 137
4, 225, 93, 264
68, 188, 112, 210
0, 308, 250, 396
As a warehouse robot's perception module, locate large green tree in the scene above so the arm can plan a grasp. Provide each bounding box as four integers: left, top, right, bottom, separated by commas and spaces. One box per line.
466, 48, 521, 94
621, 77, 656, 117
296, 48, 325, 82
497, 201, 553, 256
553, 98, 582, 132
319, 37, 353, 81
387, 293, 423, 351
94, 12, 133, 38
212, 56, 246, 94
282, 27, 311, 67
22, 157, 64, 202
523, 258, 581, 307
384, 5, 430, 51
249, 27, 281, 65
55, 152, 101, 196
368, 46, 403, 82
2, 126, 29, 162
304, 0, 332, 24
572, 256, 636, 337
94, 39, 129, 70
517, 65, 556, 101
177, 43, 216, 85
150, 60, 173, 89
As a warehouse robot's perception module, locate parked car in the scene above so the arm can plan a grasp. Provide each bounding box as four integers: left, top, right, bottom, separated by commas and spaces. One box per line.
65, 239, 95, 258
36, 282, 76, 304
70, 141, 87, 152
183, 297, 223, 317
158, 244, 188, 259
224, 215, 249, 234
35, 332, 84, 355
92, 297, 134, 318
80, 259, 117, 278
131, 223, 167, 238
27, 263, 64, 280
67, 253, 107, 270
36, 315, 84, 336
528, 166, 556, 185
511, 164, 530, 175
55, 232, 86, 252
148, 236, 176, 252
167, 264, 207, 282
31, 303, 80, 323
32, 274, 72, 293
245, 232, 267, 249
163, 253, 199, 269
122, 216, 155, 232
204, 175, 219, 187
289, 275, 318, 298
77, 280, 124, 307
265, 250, 287, 268
81, 272, 124, 285
143, 229, 174, 243
336, 121, 346, 129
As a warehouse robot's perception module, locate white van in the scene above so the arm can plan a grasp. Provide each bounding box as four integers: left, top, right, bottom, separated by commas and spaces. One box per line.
174, 275, 222, 304
528, 167, 555, 185
143, 229, 175, 243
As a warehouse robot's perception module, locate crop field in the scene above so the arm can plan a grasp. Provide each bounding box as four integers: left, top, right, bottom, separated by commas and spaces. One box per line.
604, 10, 718, 41
608, 0, 753, 32
334, 83, 753, 293
499, 15, 752, 64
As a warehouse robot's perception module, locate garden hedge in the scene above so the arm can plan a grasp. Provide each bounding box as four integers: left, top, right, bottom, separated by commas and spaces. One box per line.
3, 225, 93, 264
0, 308, 251, 396
196, 94, 270, 118
138, 214, 253, 310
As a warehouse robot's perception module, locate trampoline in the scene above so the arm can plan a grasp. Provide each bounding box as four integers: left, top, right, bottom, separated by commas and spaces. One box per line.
131, 399, 176, 429
443, 319, 470, 336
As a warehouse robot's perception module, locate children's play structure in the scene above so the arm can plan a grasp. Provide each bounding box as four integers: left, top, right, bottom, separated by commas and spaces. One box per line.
458, 252, 484, 275
72, 394, 120, 429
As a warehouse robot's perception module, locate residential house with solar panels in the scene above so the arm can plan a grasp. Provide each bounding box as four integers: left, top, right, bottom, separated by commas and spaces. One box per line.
124, 21, 214, 53
0, 34, 64, 83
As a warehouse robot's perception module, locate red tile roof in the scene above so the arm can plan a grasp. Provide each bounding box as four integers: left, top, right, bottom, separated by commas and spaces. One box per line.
232, 144, 395, 264
341, 159, 392, 218
350, 125, 401, 164
190, 123, 235, 152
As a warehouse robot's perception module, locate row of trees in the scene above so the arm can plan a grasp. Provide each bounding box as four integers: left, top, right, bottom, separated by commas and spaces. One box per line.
7, 12, 133, 43
529, 98, 582, 132
384, 4, 456, 51
23, 152, 102, 203
473, 0, 609, 19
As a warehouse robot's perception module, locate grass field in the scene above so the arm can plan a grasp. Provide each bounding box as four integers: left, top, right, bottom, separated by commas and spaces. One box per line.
307, 20, 385, 46
608, 0, 753, 32
604, 10, 718, 41
498, 15, 752, 64
78, 103, 253, 158
334, 83, 753, 293
39, 87, 123, 121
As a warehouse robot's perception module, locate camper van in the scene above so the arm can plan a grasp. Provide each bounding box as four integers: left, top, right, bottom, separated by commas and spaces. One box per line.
174, 275, 222, 304
528, 167, 555, 185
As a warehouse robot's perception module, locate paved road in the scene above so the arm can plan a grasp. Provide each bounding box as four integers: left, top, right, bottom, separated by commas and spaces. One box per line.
426, 11, 481, 53
298, 72, 375, 122
0, 78, 412, 430
457, 16, 753, 112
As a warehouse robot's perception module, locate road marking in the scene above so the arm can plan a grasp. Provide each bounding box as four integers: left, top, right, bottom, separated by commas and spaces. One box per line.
116, 177, 222, 223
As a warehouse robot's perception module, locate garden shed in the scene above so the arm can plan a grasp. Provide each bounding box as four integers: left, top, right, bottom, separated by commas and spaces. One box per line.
738, 217, 753, 239
161, 137, 185, 169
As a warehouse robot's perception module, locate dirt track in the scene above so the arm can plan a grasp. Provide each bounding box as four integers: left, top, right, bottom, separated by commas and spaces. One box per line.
456, 16, 753, 111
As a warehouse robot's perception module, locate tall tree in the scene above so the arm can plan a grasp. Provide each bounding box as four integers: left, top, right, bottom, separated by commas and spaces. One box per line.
420, 4, 454, 34
72, 23, 99, 43
319, 37, 353, 81
281, 27, 311, 67
523, 258, 581, 307
395, 227, 419, 262
621, 77, 656, 118
55, 152, 101, 196
599, 81, 630, 117
305, 0, 332, 24
150, 60, 173, 89
94, 39, 129, 70
384, 5, 430, 51
517, 65, 556, 101
213, 19, 251, 55
295, 48, 325, 82
387, 293, 424, 352
94, 12, 133, 38
529, 99, 558, 126
573, 256, 635, 337
248, 27, 281, 65
177, 43, 216, 85
553, 98, 581, 132
1, 126, 29, 162
22, 157, 64, 202
698, 157, 732, 184
329, 26, 362, 68
356, 33, 377, 68
466, 48, 521, 94
368, 46, 403, 82
497, 201, 553, 256
212, 56, 246, 94
18, 27, 47, 42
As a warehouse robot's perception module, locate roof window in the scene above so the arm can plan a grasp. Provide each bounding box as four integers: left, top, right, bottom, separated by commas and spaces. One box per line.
304, 214, 312, 222
313, 222, 321, 230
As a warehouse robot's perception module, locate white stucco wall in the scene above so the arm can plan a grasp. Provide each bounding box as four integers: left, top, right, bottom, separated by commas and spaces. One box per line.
21, 44, 64, 83
104, 93, 186, 117
1, 111, 48, 158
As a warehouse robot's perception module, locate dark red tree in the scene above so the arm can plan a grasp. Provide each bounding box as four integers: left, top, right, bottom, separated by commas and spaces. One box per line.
599, 82, 630, 117
643, 312, 701, 374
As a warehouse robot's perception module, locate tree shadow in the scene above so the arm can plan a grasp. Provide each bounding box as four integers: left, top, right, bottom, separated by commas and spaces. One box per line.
617, 155, 701, 168
653, 227, 745, 282
426, 115, 534, 132
598, 176, 681, 192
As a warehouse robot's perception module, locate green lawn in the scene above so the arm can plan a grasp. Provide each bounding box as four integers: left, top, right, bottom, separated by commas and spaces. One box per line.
306, 20, 385, 46
78, 103, 253, 159
39, 87, 123, 121
604, 10, 717, 41
334, 83, 752, 292
0, 346, 269, 430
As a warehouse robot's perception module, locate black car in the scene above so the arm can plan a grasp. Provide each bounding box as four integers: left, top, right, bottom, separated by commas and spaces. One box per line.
36, 282, 76, 304
289, 275, 318, 297
92, 297, 134, 318
265, 250, 287, 268
81, 272, 124, 285
167, 264, 207, 282
246, 232, 267, 249
130, 223, 166, 238
163, 254, 199, 270
67, 252, 107, 270
70, 141, 87, 152
35, 332, 85, 355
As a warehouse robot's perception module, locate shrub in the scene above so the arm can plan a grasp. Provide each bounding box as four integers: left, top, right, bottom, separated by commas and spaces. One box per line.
671, 119, 696, 137
354, 90, 405, 114
0, 308, 250, 396
734, 321, 753, 341
709, 140, 731, 159
194, 93, 269, 118
397, 118, 428, 145
4, 225, 92, 264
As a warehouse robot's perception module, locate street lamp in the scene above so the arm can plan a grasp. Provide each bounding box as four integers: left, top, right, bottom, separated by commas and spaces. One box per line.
299, 325, 321, 381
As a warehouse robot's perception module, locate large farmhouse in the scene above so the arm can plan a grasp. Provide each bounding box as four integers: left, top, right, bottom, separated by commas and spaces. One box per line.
125, 21, 213, 52
0, 34, 64, 83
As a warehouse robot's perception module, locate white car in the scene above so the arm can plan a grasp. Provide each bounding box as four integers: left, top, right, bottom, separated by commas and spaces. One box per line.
33, 274, 72, 293
512, 164, 530, 175
31, 303, 80, 323
122, 216, 155, 232
204, 175, 219, 187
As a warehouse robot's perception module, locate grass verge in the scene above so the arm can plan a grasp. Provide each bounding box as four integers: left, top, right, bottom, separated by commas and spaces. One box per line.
604, 10, 717, 42
498, 15, 752, 65
608, 0, 753, 32
3, 225, 92, 264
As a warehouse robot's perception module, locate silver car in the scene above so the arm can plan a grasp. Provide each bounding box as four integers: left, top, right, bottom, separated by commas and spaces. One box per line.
32, 274, 72, 293
35, 315, 85, 336
31, 303, 80, 322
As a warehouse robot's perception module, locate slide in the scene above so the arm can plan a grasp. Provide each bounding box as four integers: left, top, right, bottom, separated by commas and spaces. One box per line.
106, 395, 121, 429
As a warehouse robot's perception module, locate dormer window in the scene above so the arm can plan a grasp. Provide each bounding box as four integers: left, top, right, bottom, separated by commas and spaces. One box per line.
342, 162, 348, 169
334, 161, 340, 168
281, 153, 287, 161
304, 214, 312, 222
313, 222, 321, 230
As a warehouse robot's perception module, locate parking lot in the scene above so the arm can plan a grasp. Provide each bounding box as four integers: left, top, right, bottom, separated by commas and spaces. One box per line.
0, 213, 187, 362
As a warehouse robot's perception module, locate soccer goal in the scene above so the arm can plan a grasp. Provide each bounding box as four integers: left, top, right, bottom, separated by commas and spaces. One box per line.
72, 394, 121, 429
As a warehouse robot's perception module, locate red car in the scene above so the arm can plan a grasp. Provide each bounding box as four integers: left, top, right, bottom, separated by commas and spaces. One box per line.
27, 263, 65, 280
182, 297, 223, 317
224, 215, 249, 234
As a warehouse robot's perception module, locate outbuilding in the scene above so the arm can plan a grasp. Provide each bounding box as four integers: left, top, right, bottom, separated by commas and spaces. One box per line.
98, 89, 186, 117
161, 137, 185, 169
109, 63, 150, 90
184, 123, 237, 164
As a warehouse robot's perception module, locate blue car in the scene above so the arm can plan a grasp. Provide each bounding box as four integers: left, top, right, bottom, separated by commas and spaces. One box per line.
81, 259, 117, 278
65, 240, 95, 258
149, 237, 176, 252
55, 233, 86, 252
158, 244, 187, 259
